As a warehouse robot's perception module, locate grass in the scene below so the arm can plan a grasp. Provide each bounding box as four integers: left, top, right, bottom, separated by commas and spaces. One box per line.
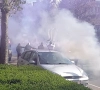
0, 64, 91, 90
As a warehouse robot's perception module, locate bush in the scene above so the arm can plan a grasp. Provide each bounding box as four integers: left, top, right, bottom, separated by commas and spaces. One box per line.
0, 65, 91, 90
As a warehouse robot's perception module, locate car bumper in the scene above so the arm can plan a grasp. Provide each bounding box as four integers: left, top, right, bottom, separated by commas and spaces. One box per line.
74, 80, 88, 86
66, 79, 88, 86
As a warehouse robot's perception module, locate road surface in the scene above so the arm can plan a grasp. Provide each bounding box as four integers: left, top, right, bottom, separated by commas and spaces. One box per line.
88, 73, 100, 90
9, 56, 17, 65
78, 63, 100, 90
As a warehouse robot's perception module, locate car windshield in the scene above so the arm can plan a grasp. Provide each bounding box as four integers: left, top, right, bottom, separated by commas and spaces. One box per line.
38, 52, 73, 65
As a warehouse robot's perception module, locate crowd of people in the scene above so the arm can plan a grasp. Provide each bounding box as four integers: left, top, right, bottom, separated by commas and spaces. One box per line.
6, 37, 55, 62
16, 41, 55, 60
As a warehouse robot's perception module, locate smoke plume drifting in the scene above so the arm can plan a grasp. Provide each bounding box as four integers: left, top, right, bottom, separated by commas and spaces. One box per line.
38, 10, 100, 70
8, 1, 100, 73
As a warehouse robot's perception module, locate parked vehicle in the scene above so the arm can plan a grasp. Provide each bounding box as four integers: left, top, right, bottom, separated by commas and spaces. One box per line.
17, 49, 89, 86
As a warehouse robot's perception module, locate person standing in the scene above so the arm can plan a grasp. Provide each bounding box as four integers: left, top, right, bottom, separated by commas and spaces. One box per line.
24, 43, 34, 51
16, 43, 23, 59
47, 41, 55, 50
8, 42, 12, 61
38, 42, 44, 49
8, 38, 12, 62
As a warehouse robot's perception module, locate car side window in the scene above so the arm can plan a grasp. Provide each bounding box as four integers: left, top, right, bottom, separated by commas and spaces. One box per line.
30, 52, 37, 60
30, 52, 37, 64
23, 51, 32, 61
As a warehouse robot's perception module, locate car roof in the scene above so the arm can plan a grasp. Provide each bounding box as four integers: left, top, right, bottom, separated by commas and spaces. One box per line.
26, 49, 58, 53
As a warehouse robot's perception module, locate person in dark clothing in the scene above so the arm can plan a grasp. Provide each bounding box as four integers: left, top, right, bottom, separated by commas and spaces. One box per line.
16, 43, 23, 59
38, 42, 44, 49
24, 43, 34, 51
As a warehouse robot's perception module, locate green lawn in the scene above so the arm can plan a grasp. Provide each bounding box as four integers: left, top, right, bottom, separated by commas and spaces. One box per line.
0, 65, 91, 90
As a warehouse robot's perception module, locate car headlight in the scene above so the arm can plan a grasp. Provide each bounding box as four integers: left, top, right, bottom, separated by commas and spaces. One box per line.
77, 67, 88, 78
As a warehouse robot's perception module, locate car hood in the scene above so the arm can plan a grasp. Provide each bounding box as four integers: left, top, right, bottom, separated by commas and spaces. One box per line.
41, 64, 83, 77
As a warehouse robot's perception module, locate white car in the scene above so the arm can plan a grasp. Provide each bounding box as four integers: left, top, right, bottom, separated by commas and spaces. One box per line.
17, 49, 89, 86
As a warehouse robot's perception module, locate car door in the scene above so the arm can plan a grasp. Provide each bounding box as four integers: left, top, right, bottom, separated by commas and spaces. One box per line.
17, 52, 26, 65
22, 51, 32, 65
29, 51, 38, 65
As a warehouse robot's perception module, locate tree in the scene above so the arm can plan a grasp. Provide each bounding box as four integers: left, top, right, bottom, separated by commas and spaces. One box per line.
59, 0, 95, 23
0, 0, 26, 64
38, 0, 95, 23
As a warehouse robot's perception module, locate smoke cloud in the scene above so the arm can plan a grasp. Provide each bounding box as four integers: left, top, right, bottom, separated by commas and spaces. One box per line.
8, 1, 100, 73
38, 9, 100, 72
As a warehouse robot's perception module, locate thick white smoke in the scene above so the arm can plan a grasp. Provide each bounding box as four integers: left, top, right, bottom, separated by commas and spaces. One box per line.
39, 10, 100, 71
8, 1, 100, 73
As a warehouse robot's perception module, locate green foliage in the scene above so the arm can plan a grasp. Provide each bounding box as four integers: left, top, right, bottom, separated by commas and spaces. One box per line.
1, 0, 26, 13
0, 65, 91, 90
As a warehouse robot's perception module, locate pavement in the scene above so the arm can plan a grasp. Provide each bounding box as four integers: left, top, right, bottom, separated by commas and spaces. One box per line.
8, 56, 17, 65
88, 75, 100, 90
88, 83, 100, 90
78, 63, 100, 90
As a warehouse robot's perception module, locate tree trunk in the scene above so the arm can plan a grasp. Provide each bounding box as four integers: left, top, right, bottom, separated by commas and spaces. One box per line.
0, 8, 9, 64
